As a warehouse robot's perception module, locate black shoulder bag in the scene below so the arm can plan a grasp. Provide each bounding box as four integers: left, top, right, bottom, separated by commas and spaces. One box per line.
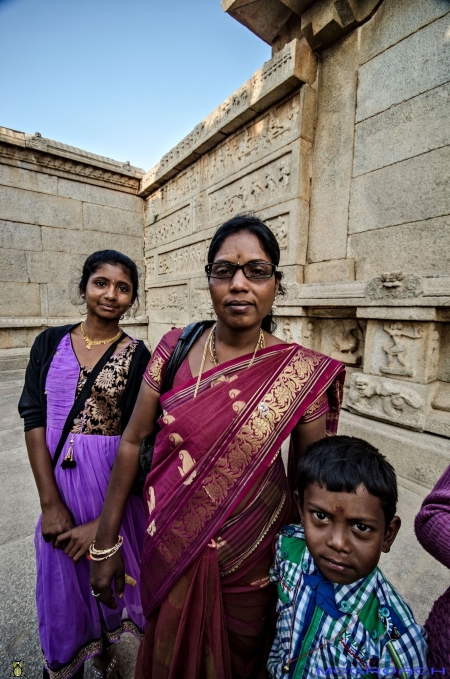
131, 320, 214, 496
51, 333, 125, 470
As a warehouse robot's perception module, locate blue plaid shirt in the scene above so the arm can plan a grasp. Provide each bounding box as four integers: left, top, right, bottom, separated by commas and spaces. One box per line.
268, 525, 428, 679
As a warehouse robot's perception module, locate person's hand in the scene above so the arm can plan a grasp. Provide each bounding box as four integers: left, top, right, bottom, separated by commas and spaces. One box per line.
41, 501, 74, 548
90, 550, 125, 609
55, 518, 100, 563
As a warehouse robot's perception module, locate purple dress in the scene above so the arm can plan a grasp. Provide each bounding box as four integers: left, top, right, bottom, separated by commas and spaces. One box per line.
414, 464, 450, 671
35, 334, 146, 679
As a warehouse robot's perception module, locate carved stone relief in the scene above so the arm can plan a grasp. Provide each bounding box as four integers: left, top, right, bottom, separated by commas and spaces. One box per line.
145, 205, 192, 249
426, 382, 450, 438
207, 153, 292, 224
146, 163, 200, 218
364, 320, 437, 384
158, 240, 209, 277
316, 319, 365, 366
366, 271, 423, 300
273, 316, 302, 345
189, 279, 216, 322
347, 373, 426, 431
147, 284, 188, 325
380, 322, 423, 377
203, 94, 301, 187
301, 319, 315, 349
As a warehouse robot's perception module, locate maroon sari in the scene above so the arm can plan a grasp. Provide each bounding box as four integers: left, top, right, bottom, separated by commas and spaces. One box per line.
136, 330, 345, 679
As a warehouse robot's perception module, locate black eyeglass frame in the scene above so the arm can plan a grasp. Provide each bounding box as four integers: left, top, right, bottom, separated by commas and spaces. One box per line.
205, 261, 277, 280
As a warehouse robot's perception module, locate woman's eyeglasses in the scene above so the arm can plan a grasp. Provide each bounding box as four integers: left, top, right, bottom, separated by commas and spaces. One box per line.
205, 261, 276, 280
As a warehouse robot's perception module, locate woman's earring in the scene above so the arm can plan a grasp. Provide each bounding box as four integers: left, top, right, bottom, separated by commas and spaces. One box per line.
81, 294, 85, 299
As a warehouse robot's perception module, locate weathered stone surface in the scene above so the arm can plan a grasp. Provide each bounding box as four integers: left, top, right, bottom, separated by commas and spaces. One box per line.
259, 197, 309, 266
349, 146, 450, 234
145, 204, 192, 249
338, 409, 450, 488
206, 140, 311, 226
379, 480, 449, 627
309, 31, 359, 263
83, 202, 143, 236
58, 177, 142, 212
0, 220, 42, 252
46, 283, 85, 317
41, 226, 143, 262
349, 216, 450, 280
146, 164, 200, 218
202, 90, 311, 190
357, 13, 450, 122
0, 284, 41, 317
304, 259, 355, 283
0, 163, 57, 195
26, 251, 86, 285
157, 238, 210, 279
359, 0, 450, 66
0, 185, 83, 229
0, 249, 29, 283
363, 320, 440, 385
139, 40, 316, 197
354, 82, 450, 176
146, 284, 189, 325
300, 0, 382, 51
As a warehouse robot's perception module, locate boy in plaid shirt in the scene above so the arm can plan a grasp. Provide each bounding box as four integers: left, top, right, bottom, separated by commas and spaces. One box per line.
268, 436, 428, 678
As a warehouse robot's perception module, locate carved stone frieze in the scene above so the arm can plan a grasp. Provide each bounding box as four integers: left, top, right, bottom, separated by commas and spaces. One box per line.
145, 205, 192, 249
366, 272, 424, 300
0, 140, 141, 193
364, 320, 440, 385
158, 240, 209, 277
146, 284, 188, 325
147, 164, 200, 218
208, 152, 292, 224
347, 373, 426, 431
203, 93, 302, 188
328, 319, 364, 366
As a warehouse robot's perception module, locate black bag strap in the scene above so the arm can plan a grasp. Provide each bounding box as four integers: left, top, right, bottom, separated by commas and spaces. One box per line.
160, 320, 214, 395
51, 333, 125, 469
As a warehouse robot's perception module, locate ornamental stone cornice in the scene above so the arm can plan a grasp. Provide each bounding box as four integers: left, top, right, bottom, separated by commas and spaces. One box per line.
222, 0, 384, 52
0, 127, 144, 194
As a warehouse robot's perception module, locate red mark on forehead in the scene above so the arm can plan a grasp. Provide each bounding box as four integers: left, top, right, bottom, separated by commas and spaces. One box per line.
334, 501, 345, 513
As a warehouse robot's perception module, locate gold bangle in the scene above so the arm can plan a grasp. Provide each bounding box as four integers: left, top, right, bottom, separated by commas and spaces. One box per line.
89, 535, 123, 561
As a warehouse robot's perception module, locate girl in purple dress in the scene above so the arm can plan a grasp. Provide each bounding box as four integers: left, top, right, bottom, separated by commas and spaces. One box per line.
19, 251, 150, 679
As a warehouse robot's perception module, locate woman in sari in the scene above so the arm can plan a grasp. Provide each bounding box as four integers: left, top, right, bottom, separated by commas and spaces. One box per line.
90, 216, 345, 679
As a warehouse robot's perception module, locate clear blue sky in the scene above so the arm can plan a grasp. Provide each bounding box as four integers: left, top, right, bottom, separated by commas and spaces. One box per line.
0, 0, 270, 171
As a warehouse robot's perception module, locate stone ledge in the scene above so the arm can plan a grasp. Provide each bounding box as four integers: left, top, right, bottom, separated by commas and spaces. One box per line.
0, 316, 148, 328
338, 410, 450, 489
278, 274, 450, 309
138, 39, 317, 197
0, 127, 144, 194
0, 348, 29, 371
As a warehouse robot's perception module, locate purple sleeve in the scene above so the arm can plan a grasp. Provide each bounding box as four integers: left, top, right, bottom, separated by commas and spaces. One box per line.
414, 464, 450, 569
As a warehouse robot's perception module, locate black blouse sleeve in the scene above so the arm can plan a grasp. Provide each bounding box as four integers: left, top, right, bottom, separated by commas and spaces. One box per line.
18, 331, 47, 431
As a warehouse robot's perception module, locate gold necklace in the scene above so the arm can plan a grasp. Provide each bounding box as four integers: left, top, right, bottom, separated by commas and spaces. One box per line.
80, 322, 122, 351
193, 323, 265, 399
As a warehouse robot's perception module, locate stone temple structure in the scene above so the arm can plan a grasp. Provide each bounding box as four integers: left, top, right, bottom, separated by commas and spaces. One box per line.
0, 1, 449, 658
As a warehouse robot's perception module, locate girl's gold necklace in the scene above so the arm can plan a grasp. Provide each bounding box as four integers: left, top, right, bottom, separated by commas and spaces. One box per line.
80, 322, 122, 351
193, 323, 265, 399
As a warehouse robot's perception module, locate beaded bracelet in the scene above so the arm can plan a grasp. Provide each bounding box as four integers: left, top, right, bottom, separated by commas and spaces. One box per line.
89, 535, 123, 561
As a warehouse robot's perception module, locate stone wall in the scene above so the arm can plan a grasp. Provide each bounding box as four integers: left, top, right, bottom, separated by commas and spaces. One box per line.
0, 127, 148, 369
144, 0, 450, 490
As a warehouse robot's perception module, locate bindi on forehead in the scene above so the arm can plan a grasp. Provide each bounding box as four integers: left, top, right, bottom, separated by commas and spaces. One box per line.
333, 501, 346, 514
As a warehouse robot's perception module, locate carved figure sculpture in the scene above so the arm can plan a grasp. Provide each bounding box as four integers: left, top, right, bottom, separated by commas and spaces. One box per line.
330, 321, 363, 365
282, 320, 294, 343
381, 322, 423, 377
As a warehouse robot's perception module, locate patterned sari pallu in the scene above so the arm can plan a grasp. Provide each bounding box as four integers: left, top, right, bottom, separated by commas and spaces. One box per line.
137, 339, 345, 679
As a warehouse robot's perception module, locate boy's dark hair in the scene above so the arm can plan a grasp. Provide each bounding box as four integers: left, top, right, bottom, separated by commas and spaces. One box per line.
79, 250, 139, 303
297, 436, 398, 528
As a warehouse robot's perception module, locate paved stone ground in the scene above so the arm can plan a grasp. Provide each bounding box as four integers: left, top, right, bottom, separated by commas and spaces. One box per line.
1, 370, 448, 677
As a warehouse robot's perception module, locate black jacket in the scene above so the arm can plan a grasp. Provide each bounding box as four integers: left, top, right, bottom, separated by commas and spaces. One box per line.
18, 324, 150, 432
